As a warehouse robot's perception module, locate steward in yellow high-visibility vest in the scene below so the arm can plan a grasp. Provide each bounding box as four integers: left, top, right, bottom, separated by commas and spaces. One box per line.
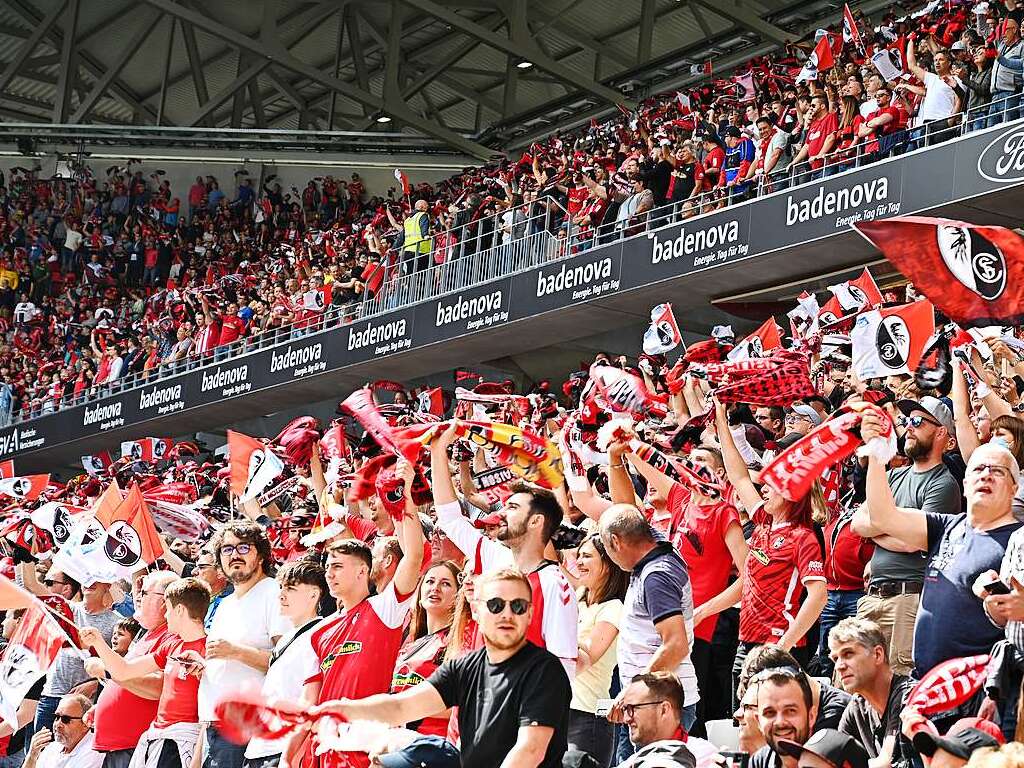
401, 199, 432, 274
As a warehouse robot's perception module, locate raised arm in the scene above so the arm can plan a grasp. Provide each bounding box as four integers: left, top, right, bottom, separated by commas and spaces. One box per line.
392, 457, 426, 597
714, 399, 763, 514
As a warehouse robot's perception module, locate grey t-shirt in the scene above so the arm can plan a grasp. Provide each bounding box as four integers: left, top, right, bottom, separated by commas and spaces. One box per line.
868, 463, 962, 585
42, 604, 119, 697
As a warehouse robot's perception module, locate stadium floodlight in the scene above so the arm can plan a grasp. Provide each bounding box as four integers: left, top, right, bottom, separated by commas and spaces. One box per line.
516, 59, 533, 69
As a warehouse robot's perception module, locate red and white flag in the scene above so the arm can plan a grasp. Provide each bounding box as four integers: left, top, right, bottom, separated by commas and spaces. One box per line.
727, 318, 782, 361
394, 169, 411, 197
788, 292, 820, 341
843, 4, 864, 53
81, 451, 112, 477
828, 267, 883, 312
0, 598, 69, 729
675, 91, 691, 112
643, 303, 682, 355
0, 460, 14, 479
734, 71, 756, 102
416, 387, 446, 418
906, 655, 990, 717
0, 475, 49, 502
856, 217, 1024, 327
300, 284, 332, 312
31, 502, 86, 549
852, 300, 935, 379
228, 430, 285, 503
797, 35, 835, 83
120, 438, 173, 463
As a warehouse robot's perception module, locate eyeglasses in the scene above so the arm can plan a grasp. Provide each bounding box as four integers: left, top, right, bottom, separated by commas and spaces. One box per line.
621, 701, 665, 719
481, 597, 530, 615
220, 543, 254, 557
140, 590, 165, 598
54, 714, 83, 724
970, 463, 1013, 479
898, 414, 941, 429
785, 413, 811, 423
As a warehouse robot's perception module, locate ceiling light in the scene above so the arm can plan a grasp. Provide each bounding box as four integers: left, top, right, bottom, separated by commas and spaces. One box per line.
376, 115, 392, 123
516, 60, 533, 69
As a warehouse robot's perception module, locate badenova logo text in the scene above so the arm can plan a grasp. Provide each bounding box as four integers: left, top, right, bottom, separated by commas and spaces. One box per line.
138, 384, 184, 414
785, 177, 890, 225
84, 402, 124, 431
648, 219, 742, 267
348, 318, 411, 355
435, 291, 503, 326
201, 364, 250, 397
536, 258, 613, 298
270, 343, 325, 378
977, 125, 1024, 182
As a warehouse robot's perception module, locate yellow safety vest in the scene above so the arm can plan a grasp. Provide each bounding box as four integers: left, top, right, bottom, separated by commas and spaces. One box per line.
403, 211, 431, 256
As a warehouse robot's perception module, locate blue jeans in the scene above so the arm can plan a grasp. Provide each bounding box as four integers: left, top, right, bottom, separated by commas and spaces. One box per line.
203, 723, 246, 768
989, 91, 1021, 128
813, 589, 865, 677
34, 694, 60, 733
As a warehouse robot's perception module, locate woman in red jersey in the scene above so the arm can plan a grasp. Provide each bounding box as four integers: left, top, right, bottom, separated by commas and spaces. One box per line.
711, 400, 827, 709
390, 561, 460, 738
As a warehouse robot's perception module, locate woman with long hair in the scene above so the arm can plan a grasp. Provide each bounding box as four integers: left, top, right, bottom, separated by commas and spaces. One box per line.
830, 95, 864, 172
568, 534, 628, 767
712, 399, 827, 707
390, 560, 460, 737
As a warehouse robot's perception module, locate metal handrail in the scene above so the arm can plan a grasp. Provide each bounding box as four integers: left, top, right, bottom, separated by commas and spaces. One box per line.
10, 93, 1024, 425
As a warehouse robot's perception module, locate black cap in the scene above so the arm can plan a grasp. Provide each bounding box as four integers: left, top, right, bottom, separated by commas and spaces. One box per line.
778, 730, 869, 768
913, 727, 1001, 760
723, 126, 742, 138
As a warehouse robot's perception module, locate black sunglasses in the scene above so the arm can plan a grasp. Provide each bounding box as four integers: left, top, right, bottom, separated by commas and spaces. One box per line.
55, 714, 83, 724
483, 597, 530, 616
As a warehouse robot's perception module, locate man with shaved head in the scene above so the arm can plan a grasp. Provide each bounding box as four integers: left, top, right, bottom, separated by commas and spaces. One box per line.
861, 406, 1022, 731
599, 504, 699, 762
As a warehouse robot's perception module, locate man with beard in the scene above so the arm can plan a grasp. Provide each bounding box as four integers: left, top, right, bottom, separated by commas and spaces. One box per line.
196, 522, 290, 768
430, 424, 578, 677
312, 568, 571, 768
749, 670, 818, 768
859, 424, 1021, 731
851, 397, 961, 675
23, 694, 102, 768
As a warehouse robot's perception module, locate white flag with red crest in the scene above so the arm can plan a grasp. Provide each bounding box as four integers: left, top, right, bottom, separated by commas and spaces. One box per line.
727, 318, 782, 361
643, 303, 682, 355
0, 474, 49, 502
0, 594, 69, 729
228, 430, 285, 503
300, 284, 332, 312
852, 300, 935, 379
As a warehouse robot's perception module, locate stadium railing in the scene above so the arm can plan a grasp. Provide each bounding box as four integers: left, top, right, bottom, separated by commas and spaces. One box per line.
8, 95, 1022, 427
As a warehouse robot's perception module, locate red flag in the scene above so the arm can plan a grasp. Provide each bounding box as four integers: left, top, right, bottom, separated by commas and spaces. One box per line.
816, 34, 837, 71
340, 388, 422, 463
120, 438, 173, 463
906, 655, 990, 716
843, 4, 864, 52
852, 300, 935, 379
0, 599, 68, 728
300, 284, 331, 312
416, 387, 446, 418
96, 483, 165, 569
214, 694, 325, 746
828, 268, 883, 312
228, 430, 285, 503
0, 460, 13, 479
727, 318, 782, 361
856, 216, 1024, 327
393, 169, 411, 197
643, 303, 682, 355
0, 475, 49, 502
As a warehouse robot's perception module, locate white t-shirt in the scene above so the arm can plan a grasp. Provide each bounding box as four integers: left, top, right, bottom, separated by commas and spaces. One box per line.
244, 619, 321, 759
36, 731, 103, 768
920, 71, 961, 121
64, 229, 83, 252
198, 577, 291, 722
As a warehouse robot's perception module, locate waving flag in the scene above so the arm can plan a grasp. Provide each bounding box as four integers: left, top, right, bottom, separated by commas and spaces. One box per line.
734, 71, 756, 102
843, 4, 864, 53
643, 303, 682, 355
120, 438, 173, 462
228, 431, 284, 503
788, 292, 820, 341
797, 34, 835, 83
340, 387, 423, 462
828, 268, 883, 312
0, 460, 13, 479
31, 502, 86, 550
97, 484, 164, 573
81, 451, 112, 477
871, 37, 905, 82
856, 217, 1024, 327
394, 168, 411, 197
852, 300, 935, 379
0, 598, 68, 729
728, 317, 783, 361
417, 387, 446, 418
675, 91, 691, 112
300, 284, 332, 312
0, 475, 49, 502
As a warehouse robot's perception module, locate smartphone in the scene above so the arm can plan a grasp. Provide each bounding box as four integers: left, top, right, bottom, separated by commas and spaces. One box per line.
986, 578, 1012, 595
595, 699, 614, 718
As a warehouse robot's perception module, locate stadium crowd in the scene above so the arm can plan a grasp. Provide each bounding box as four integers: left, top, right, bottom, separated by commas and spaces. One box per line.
5, 0, 1024, 767
4, 0, 1024, 425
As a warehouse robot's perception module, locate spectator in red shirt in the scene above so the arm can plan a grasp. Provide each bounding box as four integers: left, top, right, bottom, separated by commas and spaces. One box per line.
788, 94, 838, 179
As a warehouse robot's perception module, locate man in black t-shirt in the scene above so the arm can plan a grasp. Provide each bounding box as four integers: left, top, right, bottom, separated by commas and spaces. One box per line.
312, 568, 571, 768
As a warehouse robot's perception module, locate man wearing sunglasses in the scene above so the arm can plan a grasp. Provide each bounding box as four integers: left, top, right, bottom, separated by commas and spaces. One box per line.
23, 693, 101, 768
851, 396, 961, 677
858, 414, 1021, 733
312, 568, 572, 768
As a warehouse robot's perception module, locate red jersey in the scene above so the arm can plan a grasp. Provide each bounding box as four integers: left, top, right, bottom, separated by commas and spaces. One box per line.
739, 506, 824, 645
566, 186, 589, 216
218, 315, 246, 346
805, 112, 839, 169
93, 624, 170, 750
194, 321, 221, 355
704, 146, 725, 176
666, 484, 741, 642
308, 583, 413, 768
824, 514, 873, 592
152, 635, 206, 728
390, 628, 450, 738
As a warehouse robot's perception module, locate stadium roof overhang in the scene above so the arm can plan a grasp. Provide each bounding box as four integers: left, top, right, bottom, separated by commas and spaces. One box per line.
0, 0, 894, 159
